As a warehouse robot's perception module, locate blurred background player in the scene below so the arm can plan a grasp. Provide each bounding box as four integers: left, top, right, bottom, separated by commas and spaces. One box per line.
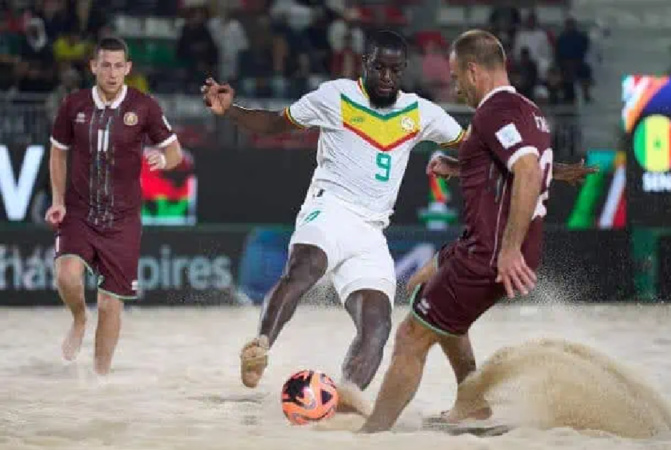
45, 37, 183, 375
202, 30, 466, 411
360, 29, 577, 433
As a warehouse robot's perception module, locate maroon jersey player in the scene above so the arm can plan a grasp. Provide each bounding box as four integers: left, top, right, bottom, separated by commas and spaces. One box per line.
44, 37, 183, 375
360, 30, 584, 433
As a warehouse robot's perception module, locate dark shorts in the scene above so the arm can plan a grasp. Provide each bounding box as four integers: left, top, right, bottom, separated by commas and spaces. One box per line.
410, 243, 506, 336
54, 213, 142, 299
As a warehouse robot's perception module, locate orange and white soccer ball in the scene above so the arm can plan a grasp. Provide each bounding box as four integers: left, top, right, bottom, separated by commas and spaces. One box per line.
281, 370, 339, 425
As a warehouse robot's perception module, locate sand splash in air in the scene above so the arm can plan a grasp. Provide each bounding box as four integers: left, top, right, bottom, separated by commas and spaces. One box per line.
450, 338, 671, 439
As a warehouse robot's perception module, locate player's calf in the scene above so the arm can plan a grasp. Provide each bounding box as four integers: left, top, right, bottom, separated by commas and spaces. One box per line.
360, 314, 437, 432
342, 290, 392, 390
55, 256, 87, 361
94, 293, 123, 375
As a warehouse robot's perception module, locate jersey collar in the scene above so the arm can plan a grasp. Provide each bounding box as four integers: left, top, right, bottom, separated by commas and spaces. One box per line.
477, 85, 516, 108
357, 77, 369, 99
92, 84, 128, 109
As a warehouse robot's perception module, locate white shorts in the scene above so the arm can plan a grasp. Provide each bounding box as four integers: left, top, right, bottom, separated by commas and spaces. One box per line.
289, 192, 396, 305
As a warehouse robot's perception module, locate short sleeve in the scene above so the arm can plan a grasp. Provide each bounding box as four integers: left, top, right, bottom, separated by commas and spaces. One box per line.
145, 96, 177, 148
476, 107, 541, 171
418, 100, 465, 148
283, 81, 337, 129
50, 97, 72, 150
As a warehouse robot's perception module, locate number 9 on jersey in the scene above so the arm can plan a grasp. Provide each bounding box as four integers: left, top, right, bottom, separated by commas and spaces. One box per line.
375, 153, 391, 182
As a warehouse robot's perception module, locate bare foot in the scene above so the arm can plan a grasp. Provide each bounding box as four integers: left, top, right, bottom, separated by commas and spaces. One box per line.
336, 382, 371, 417
62, 317, 86, 361
441, 405, 493, 423
240, 336, 269, 388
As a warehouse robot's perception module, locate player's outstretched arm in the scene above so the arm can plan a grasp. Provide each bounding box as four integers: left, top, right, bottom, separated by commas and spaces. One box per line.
201, 78, 296, 135
552, 160, 598, 185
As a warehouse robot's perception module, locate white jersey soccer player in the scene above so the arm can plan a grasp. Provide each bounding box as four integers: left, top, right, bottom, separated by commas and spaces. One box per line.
202, 30, 464, 413
284, 76, 463, 304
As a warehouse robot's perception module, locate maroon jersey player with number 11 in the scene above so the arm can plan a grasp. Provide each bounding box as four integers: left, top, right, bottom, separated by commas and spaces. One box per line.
45, 37, 183, 375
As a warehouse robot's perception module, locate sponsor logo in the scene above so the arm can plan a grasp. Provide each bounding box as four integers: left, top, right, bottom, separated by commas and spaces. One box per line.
0, 144, 44, 221
0, 244, 234, 295
75, 112, 86, 123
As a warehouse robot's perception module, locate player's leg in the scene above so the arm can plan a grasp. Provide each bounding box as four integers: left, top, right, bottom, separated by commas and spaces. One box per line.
331, 226, 395, 414
406, 252, 438, 295
359, 313, 439, 433
412, 247, 504, 423
53, 219, 96, 361
55, 255, 88, 361
437, 333, 492, 422
342, 289, 391, 390
93, 215, 141, 375
241, 243, 328, 387
94, 291, 124, 375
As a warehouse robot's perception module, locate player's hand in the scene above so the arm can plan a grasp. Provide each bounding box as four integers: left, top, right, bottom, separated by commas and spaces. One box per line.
557, 159, 599, 186
145, 149, 167, 171
495, 246, 537, 299
201, 77, 234, 116
427, 152, 460, 179
44, 204, 66, 228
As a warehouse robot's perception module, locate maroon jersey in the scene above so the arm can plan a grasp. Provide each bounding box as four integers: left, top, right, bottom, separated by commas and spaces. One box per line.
456, 86, 553, 271
50, 85, 176, 228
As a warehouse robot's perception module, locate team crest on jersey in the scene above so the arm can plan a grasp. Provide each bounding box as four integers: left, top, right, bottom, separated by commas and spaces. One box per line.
124, 112, 138, 126
75, 112, 86, 123
400, 116, 416, 132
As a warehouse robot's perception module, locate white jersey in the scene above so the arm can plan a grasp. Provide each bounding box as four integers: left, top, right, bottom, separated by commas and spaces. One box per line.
284, 78, 464, 226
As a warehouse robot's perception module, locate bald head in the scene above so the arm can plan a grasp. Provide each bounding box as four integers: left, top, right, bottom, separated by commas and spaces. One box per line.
451, 29, 506, 70
448, 29, 510, 108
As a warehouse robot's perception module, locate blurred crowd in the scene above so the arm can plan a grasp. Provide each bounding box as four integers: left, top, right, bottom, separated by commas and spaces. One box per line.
0, 0, 597, 107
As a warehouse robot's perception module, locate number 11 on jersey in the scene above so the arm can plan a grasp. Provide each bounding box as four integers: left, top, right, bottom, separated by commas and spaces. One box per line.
376, 153, 391, 182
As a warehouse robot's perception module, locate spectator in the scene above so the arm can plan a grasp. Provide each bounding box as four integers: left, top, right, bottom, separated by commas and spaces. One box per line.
330, 30, 360, 80
513, 11, 552, 81
421, 40, 451, 102
304, 6, 333, 75
511, 47, 538, 101
401, 39, 425, 97
45, 64, 81, 122
270, 0, 313, 32
126, 69, 149, 93
32, 0, 74, 41
556, 17, 592, 103
488, 1, 520, 53
176, 6, 219, 87
72, 0, 108, 39
328, 8, 364, 55
52, 26, 92, 74
238, 34, 275, 98
15, 17, 55, 92
545, 63, 568, 105
208, 9, 248, 82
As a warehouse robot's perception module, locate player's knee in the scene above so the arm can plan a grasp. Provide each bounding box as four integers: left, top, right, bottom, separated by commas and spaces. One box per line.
392, 316, 431, 359
97, 294, 123, 315
56, 265, 83, 291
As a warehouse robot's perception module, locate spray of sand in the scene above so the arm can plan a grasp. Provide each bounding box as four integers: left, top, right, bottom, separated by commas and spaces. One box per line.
449, 338, 671, 439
